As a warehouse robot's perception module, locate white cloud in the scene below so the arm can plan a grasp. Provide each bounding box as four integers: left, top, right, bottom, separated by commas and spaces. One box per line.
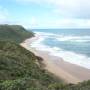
15, 0, 90, 18
30, 17, 37, 26
9, 18, 90, 28
35, 19, 90, 28
8, 0, 90, 28
9, 17, 38, 28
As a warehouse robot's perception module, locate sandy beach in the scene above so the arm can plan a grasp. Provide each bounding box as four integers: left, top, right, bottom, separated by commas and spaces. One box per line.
20, 36, 90, 84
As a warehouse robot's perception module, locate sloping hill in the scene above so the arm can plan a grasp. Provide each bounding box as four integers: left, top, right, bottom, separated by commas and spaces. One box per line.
0, 40, 89, 90
0, 41, 59, 90
0, 24, 90, 90
0, 25, 34, 43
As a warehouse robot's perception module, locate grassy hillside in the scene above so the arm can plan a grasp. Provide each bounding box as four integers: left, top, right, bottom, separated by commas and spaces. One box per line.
0, 24, 34, 43
0, 41, 60, 90
0, 24, 89, 90
0, 41, 89, 90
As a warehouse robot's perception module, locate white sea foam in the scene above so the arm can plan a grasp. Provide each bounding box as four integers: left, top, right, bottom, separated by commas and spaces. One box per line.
56, 36, 90, 42
50, 50, 90, 69
35, 31, 90, 43
30, 32, 90, 69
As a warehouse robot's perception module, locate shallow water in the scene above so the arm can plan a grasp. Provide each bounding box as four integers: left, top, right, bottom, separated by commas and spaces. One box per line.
30, 29, 90, 69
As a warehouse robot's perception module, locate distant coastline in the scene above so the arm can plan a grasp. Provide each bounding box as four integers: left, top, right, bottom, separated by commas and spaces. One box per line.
21, 35, 90, 84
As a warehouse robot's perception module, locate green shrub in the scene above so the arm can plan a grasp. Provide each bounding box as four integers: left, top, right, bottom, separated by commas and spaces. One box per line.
0, 24, 34, 43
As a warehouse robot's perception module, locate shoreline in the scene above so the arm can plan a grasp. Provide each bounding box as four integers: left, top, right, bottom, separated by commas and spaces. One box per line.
20, 36, 90, 84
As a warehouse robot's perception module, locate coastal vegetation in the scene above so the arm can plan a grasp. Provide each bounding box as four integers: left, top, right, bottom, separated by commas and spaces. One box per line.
0, 24, 34, 43
0, 24, 90, 90
0, 40, 60, 90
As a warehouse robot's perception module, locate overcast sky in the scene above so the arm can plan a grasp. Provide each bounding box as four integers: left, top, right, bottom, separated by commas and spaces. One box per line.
0, 0, 90, 28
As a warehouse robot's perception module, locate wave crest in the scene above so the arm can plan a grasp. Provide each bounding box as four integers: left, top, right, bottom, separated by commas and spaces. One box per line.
30, 31, 90, 69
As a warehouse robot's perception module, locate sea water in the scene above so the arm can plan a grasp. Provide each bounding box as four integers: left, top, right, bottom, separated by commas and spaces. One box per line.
30, 29, 90, 69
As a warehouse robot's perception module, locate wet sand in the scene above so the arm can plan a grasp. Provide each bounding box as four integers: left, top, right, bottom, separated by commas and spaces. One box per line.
20, 36, 90, 84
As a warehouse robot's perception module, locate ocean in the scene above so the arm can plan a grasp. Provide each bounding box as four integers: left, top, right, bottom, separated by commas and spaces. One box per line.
30, 29, 90, 69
